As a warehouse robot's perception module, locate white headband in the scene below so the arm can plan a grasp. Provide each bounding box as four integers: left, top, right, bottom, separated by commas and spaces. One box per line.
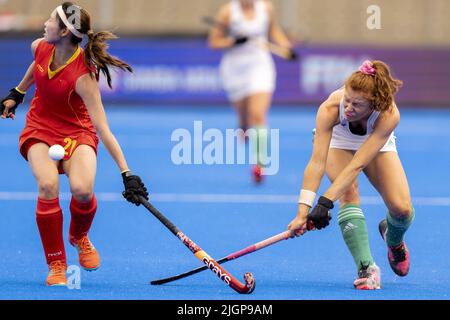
55, 5, 84, 39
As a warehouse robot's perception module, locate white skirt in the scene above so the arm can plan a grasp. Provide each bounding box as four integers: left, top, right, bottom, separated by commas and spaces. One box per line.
329, 127, 398, 153
220, 50, 276, 102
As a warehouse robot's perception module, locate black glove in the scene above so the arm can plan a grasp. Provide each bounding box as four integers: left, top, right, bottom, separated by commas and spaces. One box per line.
307, 196, 334, 230
288, 49, 299, 61
233, 36, 249, 46
122, 171, 149, 206
1, 88, 25, 118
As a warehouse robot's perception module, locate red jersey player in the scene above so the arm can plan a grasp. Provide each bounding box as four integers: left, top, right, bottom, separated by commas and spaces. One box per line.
1, 2, 149, 286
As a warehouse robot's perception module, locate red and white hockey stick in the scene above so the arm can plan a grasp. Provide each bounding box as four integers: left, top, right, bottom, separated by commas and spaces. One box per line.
139, 197, 255, 294
151, 222, 313, 285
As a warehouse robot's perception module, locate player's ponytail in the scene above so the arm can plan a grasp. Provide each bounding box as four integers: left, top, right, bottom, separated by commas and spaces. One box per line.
371, 61, 403, 112
84, 30, 132, 88
345, 60, 403, 112
56, 2, 132, 88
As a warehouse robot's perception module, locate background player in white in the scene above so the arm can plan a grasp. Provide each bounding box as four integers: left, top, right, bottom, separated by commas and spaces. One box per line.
208, 0, 296, 183
289, 60, 415, 290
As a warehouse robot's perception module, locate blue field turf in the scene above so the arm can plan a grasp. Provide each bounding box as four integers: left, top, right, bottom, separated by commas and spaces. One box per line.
0, 105, 449, 300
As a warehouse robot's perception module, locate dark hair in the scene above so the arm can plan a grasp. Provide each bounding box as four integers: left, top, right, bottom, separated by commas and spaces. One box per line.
345, 60, 403, 112
56, 2, 132, 88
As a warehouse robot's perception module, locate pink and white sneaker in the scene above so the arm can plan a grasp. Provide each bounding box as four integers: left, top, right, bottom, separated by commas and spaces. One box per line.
353, 263, 381, 290
379, 219, 410, 277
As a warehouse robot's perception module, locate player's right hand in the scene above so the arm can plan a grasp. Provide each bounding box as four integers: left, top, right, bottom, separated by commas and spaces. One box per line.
1, 88, 25, 120
288, 49, 299, 61
1, 100, 16, 120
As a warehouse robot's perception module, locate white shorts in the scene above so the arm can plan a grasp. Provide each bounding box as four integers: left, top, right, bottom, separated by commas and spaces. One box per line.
220, 51, 276, 102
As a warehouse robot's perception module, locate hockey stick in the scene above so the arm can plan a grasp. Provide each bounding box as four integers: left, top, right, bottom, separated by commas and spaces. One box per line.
139, 197, 255, 294
151, 230, 292, 285
203, 16, 297, 61
151, 222, 313, 285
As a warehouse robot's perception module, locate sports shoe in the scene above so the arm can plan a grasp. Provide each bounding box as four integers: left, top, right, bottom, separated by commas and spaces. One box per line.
46, 260, 67, 287
69, 235, 100, 271
252, 165, 263, 184
379, 219, 410, 276
353, 263, 381, 290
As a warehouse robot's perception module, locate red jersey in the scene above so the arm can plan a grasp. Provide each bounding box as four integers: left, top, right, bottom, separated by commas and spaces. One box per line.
19, 40, 99, 162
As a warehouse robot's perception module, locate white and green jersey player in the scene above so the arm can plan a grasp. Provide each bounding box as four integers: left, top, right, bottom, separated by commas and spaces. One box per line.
289, 60, 415, 290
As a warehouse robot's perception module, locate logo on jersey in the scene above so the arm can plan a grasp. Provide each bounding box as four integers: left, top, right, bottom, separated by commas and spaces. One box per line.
37, 64, 45, 73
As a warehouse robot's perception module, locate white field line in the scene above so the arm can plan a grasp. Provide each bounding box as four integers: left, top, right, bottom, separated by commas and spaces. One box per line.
0, 192, 449, 206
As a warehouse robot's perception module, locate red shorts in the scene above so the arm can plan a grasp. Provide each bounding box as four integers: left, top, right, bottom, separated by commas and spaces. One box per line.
19, 127, 99, 174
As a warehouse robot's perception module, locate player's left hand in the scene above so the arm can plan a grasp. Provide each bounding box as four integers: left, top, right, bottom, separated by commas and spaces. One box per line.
307, 196, 334, 230
122, 171, 149, 206
288, 216, 308, 238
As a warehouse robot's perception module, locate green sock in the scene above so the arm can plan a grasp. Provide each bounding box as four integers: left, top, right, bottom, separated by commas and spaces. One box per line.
255, 126, 268, 167
386, 207, 415, 247
338, 204, 374, 270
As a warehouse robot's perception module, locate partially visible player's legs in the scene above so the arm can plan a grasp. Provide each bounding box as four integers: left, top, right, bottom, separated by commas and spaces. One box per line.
28, 143, 67, 286
364, 152, 414, 277
63, 145, 100, 271
247, 92, 272, 183
327, 149, 380, 289
232, 98, 248, 139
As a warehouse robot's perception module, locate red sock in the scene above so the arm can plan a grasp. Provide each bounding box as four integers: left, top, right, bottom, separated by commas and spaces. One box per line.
36, 198, 66, 265
69, 194, 97, 240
